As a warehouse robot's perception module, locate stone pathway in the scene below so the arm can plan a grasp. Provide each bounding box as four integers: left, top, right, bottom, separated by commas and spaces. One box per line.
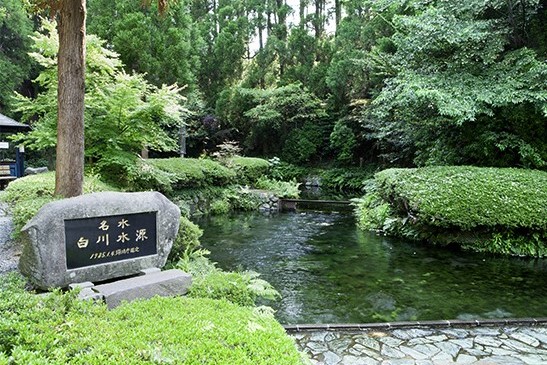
292, 325, 547, 364
0, 196, 20, 274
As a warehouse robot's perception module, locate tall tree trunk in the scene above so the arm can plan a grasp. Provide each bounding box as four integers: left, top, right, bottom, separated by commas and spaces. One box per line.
335, 0, 342, 31
299, 0, 306, 27
314, 0, 324, 39
258, 13, 264, 51
55, 0, 86, 198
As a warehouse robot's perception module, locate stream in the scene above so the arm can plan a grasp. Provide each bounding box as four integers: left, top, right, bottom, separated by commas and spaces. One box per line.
194, 211, 547, 324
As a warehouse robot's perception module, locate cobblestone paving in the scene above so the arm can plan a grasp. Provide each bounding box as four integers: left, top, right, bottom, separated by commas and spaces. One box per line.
292, 325, 547, 364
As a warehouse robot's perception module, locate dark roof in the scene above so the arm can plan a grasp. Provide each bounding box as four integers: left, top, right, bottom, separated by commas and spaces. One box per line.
0, 113, 30, 132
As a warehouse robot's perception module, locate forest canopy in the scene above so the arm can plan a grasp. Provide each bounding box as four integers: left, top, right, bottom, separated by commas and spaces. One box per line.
2, 0, 546, 170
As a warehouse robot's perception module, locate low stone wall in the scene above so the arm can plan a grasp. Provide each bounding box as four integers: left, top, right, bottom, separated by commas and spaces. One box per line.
174, 188, 280, 216
250, 190, 280, 212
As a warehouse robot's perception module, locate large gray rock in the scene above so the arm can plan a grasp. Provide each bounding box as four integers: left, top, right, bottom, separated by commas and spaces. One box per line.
24, 166, 49, 175
19, 191, 180, 289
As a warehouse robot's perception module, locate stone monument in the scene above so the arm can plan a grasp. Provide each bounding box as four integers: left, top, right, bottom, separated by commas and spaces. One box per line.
19, 191, 191, 307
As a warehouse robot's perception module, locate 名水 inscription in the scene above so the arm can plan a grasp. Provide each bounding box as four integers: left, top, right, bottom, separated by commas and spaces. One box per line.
65, 212, 157, 269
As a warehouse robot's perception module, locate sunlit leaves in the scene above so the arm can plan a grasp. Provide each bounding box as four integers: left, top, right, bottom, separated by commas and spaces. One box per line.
13, 20, 188, 181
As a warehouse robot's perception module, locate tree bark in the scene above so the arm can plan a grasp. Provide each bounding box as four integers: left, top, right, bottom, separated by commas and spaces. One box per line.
299, 0, 306, 27
55, 0, 86, 198
335, 0, 342, 32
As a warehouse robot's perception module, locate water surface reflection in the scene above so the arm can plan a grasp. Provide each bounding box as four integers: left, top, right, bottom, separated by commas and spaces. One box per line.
195, 212, 547, 324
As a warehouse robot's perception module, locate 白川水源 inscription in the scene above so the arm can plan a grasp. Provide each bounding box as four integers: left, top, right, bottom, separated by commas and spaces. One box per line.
65, 212, 157, 269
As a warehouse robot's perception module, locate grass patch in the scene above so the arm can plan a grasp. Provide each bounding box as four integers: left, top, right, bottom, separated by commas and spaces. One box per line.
356, 166, 547, 256
1, 172, 117, 238
0, 273, 303, 365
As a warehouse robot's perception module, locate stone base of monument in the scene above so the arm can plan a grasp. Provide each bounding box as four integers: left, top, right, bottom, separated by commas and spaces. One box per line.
70, 268, 192, 309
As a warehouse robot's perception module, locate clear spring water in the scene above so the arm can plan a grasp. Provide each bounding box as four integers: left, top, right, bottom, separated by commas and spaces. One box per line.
194, 211, 547, 324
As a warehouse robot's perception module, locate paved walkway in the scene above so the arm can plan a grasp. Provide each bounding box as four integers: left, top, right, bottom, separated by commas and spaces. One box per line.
0, 197, 19, 274
291, 325, 547, 364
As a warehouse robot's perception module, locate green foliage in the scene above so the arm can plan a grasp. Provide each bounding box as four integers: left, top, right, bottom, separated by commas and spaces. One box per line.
468, 231, 547, 257
362, 0, 547, 168
319, 167, 376, 192
356, 166, 547, 256
211, 141, 242, 163
329, 120, 358, 165
1, 172, 117, 237
168, 216, 204, 263
281, 122, 326, 165
125, 159, 175, 194
374, 166, 547, 230
148, 158, 236, 190
0, 273, 301, 364
0, 0, 33, 112
228, 156, 270, 184
182, 256, 281, 307
267, 158, 307, 181
13, 20, 187, 185
189, 271, 262, 307
223, 187, 265, 211
217, 83, 328, 157
169, 185, 264, 216
210, 198, 231, 215
88, 0, 201, 91
255, 177, 300, 199
353, 194, 392, 232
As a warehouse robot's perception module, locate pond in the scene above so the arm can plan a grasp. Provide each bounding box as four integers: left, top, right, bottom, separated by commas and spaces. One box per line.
194, 211, 547, 324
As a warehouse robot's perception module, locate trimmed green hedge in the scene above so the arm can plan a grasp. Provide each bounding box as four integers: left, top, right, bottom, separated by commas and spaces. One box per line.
0, 274, 303, 365
356, 166, 547, 256
148, 158, 236, 189
229, 157, 270, 184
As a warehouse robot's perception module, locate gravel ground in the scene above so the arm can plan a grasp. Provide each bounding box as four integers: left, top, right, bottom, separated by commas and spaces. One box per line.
0, 195, 20, 275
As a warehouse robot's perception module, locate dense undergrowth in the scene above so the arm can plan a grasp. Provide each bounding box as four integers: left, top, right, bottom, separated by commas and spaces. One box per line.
0, 159, 305, 364
1, 156, 299, 235
355, 166, 547, 256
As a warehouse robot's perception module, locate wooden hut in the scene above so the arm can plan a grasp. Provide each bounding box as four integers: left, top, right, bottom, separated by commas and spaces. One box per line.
0, 113, 29, 182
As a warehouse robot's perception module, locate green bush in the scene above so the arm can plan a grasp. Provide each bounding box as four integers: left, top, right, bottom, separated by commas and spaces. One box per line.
374, 166, 547, 230
188, 269, 280, 307
229, 156, 270, 184
356, 166, 547, 256
329, 121, 357, 165
148, 158, 236, 189
319, 167, 376, 192
255, 177, 300, 198
281, 123, 325, 165
0, 273, 302, 365
210, 198, 231, 215
168, 216, 203, 263
223, 187, 264, 211
170, 186, 264, 216
189, 271, 258, 307
1, 172, 117, 238
353, 193, 392, 232
126, 159, 175, 194
267, 158, 308, 181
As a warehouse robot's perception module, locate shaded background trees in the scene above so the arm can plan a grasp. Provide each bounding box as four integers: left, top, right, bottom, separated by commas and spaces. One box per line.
2, 0, 546, 175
